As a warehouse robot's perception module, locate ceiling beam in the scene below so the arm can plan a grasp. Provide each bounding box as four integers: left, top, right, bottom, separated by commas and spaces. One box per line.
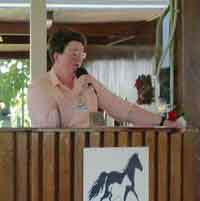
49, 21, 156, 37
0, 51, 29, 59
0, 20, 156, 36
0, 34, 155, 47
0, 16, 156, 59
0, 22, 29, 35
1, 35, 29, 44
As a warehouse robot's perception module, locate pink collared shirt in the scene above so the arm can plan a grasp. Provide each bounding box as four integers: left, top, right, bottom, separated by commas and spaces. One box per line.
28, 68, 161, 128
28, 68, 98, 128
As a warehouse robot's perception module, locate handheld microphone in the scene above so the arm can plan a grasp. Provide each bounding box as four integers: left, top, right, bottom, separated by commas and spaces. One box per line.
75, 67, 88, 78
75, 67, 96, 93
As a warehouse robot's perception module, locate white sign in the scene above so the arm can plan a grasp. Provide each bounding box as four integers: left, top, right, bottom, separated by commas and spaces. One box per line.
84, 148, 149, 201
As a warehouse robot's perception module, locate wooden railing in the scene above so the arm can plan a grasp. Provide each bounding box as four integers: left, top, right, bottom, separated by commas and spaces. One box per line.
0, 127, 198, 201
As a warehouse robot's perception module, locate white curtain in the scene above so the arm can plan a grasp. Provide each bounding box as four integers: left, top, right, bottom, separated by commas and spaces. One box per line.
85, 46, 155, 103
85, 46, 157, 125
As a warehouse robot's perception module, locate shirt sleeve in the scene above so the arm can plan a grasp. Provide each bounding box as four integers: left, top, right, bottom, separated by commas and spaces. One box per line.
93, 82, 133, 122
27, 83, 61, 128
92, 79, 161, 125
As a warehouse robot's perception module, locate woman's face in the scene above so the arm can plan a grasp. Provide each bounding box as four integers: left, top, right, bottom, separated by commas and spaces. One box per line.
54, 40, 86, 77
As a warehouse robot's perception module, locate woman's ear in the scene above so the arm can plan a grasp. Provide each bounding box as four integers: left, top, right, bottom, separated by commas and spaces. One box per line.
53, 52, 59, 62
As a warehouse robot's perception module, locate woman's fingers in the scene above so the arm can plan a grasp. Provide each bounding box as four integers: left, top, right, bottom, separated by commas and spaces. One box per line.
73, 75, 93, 96
163, 120, 178, 128
78, 75, 94, 88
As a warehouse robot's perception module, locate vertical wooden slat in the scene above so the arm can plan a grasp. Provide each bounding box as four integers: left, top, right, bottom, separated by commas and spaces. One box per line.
131, 131, 143, 146
43, 133, 55, 201
0, 132, 14, 201
183, 132, 197, 201
104, 131, 115, 147
170, 132, 182, 201
0, 128, 194, 201
30, 133, 40, 201
118, 131, 128, 146
16, 132, 28, 201
145, 130, 156, 201
59, 132, 71, 201
74, 132, 85, 201
90, 132, 100, 147
157, 131, 169, 201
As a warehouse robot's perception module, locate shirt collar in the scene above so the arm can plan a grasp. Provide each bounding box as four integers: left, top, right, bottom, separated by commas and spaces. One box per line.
49, 68, 63, 87
49, 68, 77, 92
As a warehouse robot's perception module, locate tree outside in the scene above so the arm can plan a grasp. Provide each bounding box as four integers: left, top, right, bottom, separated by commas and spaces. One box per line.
0, 59, 30, 127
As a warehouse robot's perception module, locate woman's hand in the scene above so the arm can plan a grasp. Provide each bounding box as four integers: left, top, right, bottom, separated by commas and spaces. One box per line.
73, 75, 95, 96
163, 120, 178, 127
163, 118, 187, 131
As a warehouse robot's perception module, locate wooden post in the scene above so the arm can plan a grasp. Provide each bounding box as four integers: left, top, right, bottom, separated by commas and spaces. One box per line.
175, 0, 200, 127
30, 0, 47, 80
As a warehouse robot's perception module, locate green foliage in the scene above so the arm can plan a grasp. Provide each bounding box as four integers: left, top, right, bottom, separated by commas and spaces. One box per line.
0, 59, 30, 127
0, 59, 30, 107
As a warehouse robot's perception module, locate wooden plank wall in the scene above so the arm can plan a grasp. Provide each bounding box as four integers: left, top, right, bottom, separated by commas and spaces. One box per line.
0, 129, 197, 201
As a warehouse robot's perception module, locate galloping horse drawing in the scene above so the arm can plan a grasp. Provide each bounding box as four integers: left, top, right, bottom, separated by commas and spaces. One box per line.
88, 153, 143, 201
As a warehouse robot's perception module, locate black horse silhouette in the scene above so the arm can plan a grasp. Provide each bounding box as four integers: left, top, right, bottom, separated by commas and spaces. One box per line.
88, 153, 143, 201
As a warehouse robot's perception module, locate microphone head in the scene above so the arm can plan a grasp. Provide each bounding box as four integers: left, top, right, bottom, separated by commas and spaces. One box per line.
75, 67, 88, 78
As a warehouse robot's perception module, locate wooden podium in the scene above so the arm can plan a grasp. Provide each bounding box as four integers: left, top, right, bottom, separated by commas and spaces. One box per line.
0, 127, 197, 201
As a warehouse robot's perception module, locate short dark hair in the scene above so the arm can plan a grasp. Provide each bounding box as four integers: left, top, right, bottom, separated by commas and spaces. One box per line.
48, 29, 87, 63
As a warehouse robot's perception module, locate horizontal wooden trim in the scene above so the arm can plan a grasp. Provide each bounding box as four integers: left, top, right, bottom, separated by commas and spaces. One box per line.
0, 21, 156, 36
0, 127, 185, 133
0, 21, 29, 35
0, 21, 156, 45
0, 51, 29, 59
49, 21, 156, 37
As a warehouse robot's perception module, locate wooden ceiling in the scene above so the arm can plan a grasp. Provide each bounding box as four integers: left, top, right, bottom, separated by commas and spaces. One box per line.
0, 20, 156, 58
